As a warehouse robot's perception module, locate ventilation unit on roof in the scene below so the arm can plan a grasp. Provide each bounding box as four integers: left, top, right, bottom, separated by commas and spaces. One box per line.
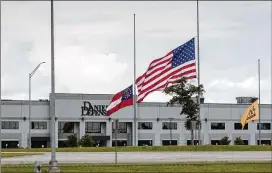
39, 99, 49, 102
235, 97, 258, 104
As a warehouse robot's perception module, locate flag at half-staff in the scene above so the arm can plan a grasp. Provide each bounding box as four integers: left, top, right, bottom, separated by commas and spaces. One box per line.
106, 85, 134, 116
240, 99, 259, 129
136, 38, 197, 103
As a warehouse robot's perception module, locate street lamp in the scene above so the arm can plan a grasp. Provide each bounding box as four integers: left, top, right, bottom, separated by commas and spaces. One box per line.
28, 62, 45, 148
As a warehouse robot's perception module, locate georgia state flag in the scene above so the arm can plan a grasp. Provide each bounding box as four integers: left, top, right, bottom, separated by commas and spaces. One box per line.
106, 85, 133, 116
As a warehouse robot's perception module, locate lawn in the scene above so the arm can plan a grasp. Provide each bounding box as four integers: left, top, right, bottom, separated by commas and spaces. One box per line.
2, 153, 44, 158
1, 162, 271, 172
2, 145, 272, 152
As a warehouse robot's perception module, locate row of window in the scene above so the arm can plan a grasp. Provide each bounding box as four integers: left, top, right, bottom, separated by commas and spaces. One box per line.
138, 122, 271, 130
1, 121, 271, 131
113, 139, 272, 147
138, 122, 178, 130
58, 122, 129, 134
211, 122, 271, 130
1, 121, 47, 130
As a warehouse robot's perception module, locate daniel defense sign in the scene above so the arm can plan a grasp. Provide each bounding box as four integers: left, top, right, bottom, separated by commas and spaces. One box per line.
81, 101, 109, 116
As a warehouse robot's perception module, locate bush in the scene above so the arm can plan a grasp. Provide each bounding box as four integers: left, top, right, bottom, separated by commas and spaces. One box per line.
234, 137, 244, 145
219, 136, 231, 145
66, 134, 78, 147
79, 134, 94, 147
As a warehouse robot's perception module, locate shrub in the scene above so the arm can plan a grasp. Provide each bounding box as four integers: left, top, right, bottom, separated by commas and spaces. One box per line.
66, 134, 78, 147
219, 136, 231, 145
234, 137, 244, 145
79, 134, 94, 147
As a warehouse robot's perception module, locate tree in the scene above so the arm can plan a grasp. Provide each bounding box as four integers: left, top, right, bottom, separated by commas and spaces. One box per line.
219, 136, 231, 145
234, 137, 244, 145
79, 134, 94, 147
66, 134, 78, 147
164, 77, 205, 145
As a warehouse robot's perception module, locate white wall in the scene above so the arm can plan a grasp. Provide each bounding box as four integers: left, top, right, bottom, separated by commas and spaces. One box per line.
1, 94, 271, 148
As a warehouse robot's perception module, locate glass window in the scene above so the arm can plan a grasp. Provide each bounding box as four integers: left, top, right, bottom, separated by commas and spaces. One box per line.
112, 122, 127, 133
162, 140, 177, 146
138, 140, 153, 146
257, 140, 271, 145
257, 123, 271, 130
31, 122, 47, 129
1, 121, 19, 129
211, 123, 225, 130
85, 122, 101, 133
138, 122, 153, 130
162, 122, 177, 130
234, 123, 248, 130
58, 122, 74, 133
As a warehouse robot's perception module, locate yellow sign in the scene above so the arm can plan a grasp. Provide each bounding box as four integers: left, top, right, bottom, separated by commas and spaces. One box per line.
240, 99, 259, 129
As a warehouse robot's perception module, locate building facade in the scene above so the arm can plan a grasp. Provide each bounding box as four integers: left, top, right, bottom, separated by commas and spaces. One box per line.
1, 93, 271, 148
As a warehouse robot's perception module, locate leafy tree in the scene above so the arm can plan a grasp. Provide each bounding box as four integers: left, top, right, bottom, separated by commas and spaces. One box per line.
234, 137, 244, 145
79, 134, 94, 147
66, 134, 78, 147
164, 77, 205, 145
219, 136, 231, 145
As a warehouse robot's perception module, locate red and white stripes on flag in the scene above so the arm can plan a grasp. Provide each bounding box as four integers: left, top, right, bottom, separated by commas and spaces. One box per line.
136, 38, 197, 103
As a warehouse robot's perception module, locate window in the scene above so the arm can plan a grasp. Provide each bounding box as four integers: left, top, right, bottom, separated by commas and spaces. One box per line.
162, 122, 177, 130
211, 140, 220, 145
242, 140, 249, 145
138, 140, 153, 146
257, 123, 271, 130
31, 122, 47, 129
112, 140, 127, 146
162, 140, 177, 146
1, 121, 19, 129
187, 140, 202, 145
112, 122, 127, 133
211, 123, 225, 130
257, 140, 271, 145
138, 122, 152, 130
234, 123, 248, 130
85, 122, 101, 133
58, 122, 74, 133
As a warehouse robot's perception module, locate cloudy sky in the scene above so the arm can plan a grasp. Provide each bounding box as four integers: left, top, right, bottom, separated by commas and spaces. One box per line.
1, 1, 271, 104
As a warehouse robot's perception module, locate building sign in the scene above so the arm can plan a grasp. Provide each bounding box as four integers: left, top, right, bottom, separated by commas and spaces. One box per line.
81, 101, 108, 116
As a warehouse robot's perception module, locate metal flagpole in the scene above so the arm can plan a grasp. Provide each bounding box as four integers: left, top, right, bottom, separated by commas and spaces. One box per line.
48, 0, 60, 172
196, 0, 201, 145
0, 1, 2, 172
258, 59, 261, 145
133, 14, 137, 146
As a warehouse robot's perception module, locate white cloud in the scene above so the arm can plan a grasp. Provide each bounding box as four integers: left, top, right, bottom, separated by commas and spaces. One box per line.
1, 1, 271, 104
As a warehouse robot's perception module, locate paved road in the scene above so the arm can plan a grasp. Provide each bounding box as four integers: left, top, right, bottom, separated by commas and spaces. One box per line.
2, 151, 271, 164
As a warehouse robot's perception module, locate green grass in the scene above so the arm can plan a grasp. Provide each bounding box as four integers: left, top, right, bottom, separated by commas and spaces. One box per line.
2, 153, 44, 158
1, 162, 271, 172
2, 145, 272, 152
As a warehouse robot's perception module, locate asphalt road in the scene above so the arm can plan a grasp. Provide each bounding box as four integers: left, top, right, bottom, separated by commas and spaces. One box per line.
2, 151, 271, 164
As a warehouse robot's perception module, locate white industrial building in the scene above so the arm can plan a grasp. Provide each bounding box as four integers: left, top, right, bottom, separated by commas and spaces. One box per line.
1, 93, 271, 148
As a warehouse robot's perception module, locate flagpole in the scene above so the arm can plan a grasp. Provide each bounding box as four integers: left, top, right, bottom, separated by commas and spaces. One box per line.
0, 1, 2, 172
48, 0, 60, 172
196, 0, 201, 145
133, 14, 137, 146
258, 59, 261, 145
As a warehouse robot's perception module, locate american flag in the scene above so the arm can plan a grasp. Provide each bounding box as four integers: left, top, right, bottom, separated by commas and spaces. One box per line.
136, 38, 197, 103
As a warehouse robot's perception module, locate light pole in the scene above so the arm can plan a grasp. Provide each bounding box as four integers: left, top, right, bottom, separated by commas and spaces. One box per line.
28, 62, 45, 148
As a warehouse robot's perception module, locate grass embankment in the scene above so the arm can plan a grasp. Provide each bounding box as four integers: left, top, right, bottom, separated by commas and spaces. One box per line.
2, 145, 272, 152
2, 153, 43, 158
1, 162, 271, 172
